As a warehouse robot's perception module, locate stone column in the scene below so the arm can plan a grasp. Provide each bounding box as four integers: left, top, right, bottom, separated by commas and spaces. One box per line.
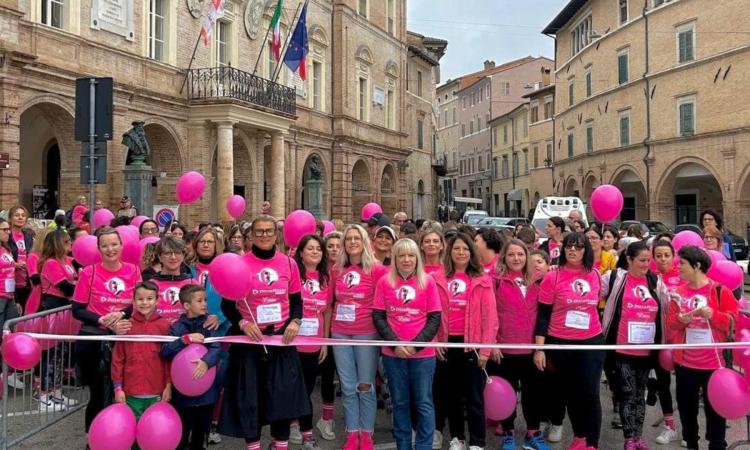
216, 121, 235, 222
270, 131, 285, 219
0, 77, 21, 207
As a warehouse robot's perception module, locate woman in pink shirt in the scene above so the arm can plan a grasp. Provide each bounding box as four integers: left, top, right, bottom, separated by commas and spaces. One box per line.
432, 232, 498, 450
492, 239, 549, 450
474, 229, 502, 276
666, 245, 738, 450
601, 241, 663, 450
373, 238, 442, 450
331, 224, 387, 450
146, 236, 198, 324
0, 218, 19, 333
420, 228, 445, 276
534, 232, 604, 450
539, 217, 565, 265
72, 226, 142, 432
7, 205, 33, 311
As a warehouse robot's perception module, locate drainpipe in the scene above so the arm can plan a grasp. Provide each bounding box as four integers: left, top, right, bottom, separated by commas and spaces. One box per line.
642, 0, 652, 218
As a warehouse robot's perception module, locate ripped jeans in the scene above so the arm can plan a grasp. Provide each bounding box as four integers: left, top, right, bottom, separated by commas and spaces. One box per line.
332, 333, 380, 432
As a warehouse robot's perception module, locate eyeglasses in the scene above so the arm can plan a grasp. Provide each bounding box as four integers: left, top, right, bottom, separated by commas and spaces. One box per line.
253, 229, 276, 237
0, 228, 10, 233
142, 228, 159, 235
565, 244, 585, 251
160, 251, 183, 258
197, 240, 215, 246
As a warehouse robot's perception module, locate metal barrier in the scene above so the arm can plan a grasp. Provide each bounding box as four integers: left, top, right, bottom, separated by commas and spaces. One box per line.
1, 306, 88, 449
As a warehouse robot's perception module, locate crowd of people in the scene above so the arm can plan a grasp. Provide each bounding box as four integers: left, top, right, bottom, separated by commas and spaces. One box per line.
0, 201, 743, 450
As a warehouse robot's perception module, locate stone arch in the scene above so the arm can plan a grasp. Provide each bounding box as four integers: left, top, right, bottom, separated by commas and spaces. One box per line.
144, 123, 183, 211
355, 45, 374, 65
610, 165, 647, 221
143, 117, 186, 163
385, 60, 399, 78
232, 133, 255, 221
301, 152, 328, 218
351, 158, 371, 222
654, 158, 723, 227
564, 176, 579, 197
532, 191, 541, 210
308, 24, 329, 47
582, 171, 599, 200
380, 163, 398, 217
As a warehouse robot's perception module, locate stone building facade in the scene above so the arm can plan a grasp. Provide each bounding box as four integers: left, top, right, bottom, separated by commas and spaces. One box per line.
0, 0, 444, 224
544, 0, 750, 231
434, 78, 459, 208
489, 103, 531, 218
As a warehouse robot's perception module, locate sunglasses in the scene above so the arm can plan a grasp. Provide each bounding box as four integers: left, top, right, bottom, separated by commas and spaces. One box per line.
565, 244, 585, 251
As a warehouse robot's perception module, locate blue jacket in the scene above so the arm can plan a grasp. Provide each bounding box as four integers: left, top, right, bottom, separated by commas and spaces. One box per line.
161, 314, 222, 407
188, 264, 228, 327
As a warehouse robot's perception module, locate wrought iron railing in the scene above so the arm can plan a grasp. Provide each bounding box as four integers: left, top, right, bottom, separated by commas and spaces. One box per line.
186, 67, 296, 116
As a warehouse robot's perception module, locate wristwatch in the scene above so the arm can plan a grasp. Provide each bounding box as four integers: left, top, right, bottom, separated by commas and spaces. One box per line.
291, 318, 302, 326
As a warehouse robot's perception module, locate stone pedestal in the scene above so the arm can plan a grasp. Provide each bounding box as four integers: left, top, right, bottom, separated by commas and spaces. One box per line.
122, 162, 154, 217
305, 179, 324, 218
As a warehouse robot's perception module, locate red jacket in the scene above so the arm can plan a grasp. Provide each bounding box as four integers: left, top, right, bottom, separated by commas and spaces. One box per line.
111, 311, 172, 396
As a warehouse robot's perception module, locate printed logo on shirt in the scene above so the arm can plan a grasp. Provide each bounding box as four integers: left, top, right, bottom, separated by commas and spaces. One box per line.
687, 294, 708, 311
0, 254, 13, 263
448, 279, 467, 296
106, 277, 125, 296
65, 265, 76, 276
257, 268, 279, 286
304, 278, 321, 294
343, 271, 361, 289
163, 287, 181, 305
633, 285, 653, 302
15, 240, 25, 251
571, 279, 591, 296
396, 285, 416, 304
198, 271, 209, 286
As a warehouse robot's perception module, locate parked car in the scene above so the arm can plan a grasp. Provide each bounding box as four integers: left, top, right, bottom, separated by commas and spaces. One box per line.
505, 217, 530, 227
618, 220, 672, 239
674, 224, 748, 260
619, 221, 650, 239
475, 217, 515, 236
462, 210, 488, 224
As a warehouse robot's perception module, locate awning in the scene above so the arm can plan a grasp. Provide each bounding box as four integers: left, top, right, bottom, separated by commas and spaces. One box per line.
453, 196, 483, 205
508, 189, 523, 201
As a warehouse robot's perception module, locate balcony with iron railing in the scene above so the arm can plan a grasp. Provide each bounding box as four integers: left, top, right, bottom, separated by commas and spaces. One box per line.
186, 67, 296, 117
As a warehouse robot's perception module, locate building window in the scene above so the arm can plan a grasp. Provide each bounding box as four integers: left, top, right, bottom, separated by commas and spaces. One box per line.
493, 127, 497, 146
503, 82, 511, 96
530, 102, 539, 123
478, 155, 484, 172
148, 0, 166, 61
653, 0, 673, 7
677, 22, 695, 64
522, 149, 529, 174
267, 41, 277, 78
568, 78, 575, 107
619, 0, 628, 25
571, 14, 593, 56
678, 95, 695, 136
358, 0, 367, 18
523, 115, 528, 137
585, 67, 592, 98
469, 121, 474, 134
546, 142, 553, 163
417, 71, 423, 97
386, 89, 395, 129
502, 156, 509, 178
478, 117, 482, 131
544, 97, 553, 119
460, 160, 463, 175
586, 123, 594, 152
618, 48, 629, 85
358, 77, 368, 121
387, 0, 394, 34
312, 61, 322, 111
533, 145, 539, 168
462, 97, 466, 109
567, 129, 574, 158
216, 20, 229, 67
512, 153, 519, 176
417, 118, 424, 149
493, 157, 498, 178
503, 125, 508, 144
619, 110, 631, 146
41, 0, 64, 28
452, 108, 456, 124
461, 124, 465, 137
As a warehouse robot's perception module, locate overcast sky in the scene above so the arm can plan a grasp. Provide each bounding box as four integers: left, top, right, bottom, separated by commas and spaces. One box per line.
406, 0, 567, 82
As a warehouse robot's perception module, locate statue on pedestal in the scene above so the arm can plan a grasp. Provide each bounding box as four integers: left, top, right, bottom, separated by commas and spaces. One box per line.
122, 121, 151, 165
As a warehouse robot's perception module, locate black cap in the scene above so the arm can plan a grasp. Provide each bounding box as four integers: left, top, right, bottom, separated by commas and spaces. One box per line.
367, 212, 390, 227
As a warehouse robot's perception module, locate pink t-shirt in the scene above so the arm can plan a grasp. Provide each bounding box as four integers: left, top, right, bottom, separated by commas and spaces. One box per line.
483, 255, 499, 275
193, 262, 210, 287
41, 258, 77, 299
446, 272, 470, 336
332, 263, 388, 335
616, 275, 659, 357
72, 263, 142, 317
299, 271, 332, 353
674, 283, 723, 370
539, 267, 602, 340
423, 264, 444, 277
152, 277, 198, 324
27, 253, 40, 277
660, 267, 683, 293
0, 247, 15, 298
12, 231, 27, 288
240, 252, 301, 331
547, 240, 561, 263
373, 275, 441, 358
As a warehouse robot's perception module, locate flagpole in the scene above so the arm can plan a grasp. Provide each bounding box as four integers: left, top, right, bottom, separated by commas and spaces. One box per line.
272, 0, 306, 83
251, 4, 277, 76
180, 33, 204, 94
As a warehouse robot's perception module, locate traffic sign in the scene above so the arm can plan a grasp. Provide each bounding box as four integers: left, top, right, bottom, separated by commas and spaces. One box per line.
155, 208, 175, 227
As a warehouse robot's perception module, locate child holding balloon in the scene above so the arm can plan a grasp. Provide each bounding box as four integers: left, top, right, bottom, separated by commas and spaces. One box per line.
162, 284, 222, 450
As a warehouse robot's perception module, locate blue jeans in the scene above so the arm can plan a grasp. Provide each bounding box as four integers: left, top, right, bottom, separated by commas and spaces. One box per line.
383, 356, 436, 450
332, 333, 380, 432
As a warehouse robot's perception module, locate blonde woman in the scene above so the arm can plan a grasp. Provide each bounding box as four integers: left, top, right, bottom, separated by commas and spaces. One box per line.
373, 238, 441, 450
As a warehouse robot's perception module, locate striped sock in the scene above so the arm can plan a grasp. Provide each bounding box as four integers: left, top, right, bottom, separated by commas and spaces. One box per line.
664, 414, 675, 430
246, 441, 261, 450
322, 403, 334, 420
302, 431, 314, 442
274, 440, 288, 450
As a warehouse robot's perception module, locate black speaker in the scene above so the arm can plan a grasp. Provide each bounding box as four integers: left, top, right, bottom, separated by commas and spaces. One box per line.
75, 77, 114, 141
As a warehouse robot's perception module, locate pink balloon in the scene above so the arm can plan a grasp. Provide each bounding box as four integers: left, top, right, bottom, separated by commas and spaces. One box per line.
708, 367, 750, 420
706, 249, 726, 266
136, 402, 182, 450
590, 185, 624, 223
131, 215, 150, 228
88, 403, 137, 450
283, 210, 317, 248
658, 349, 674, 372
1, 333, 41, 371
49, 309, 82, 337
672, 231, 704, 252
209, 253, 253, 300
92, 208, 115, 230
483, 375, 517, 421
13, 317, 56, 351
117, 225, 141, 265
360, 202, 383, 221
171, 344, 217, 397
323, 220, 336, 236
72, 235, 102, 267
707, 260, 744, 291
226, 195, 246, 219
25, 285, 41, 315
175, 171, 206, 204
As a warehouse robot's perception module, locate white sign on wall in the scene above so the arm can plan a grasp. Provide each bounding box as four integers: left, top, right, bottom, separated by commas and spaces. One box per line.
91, 0, 135, 41
372, 87, 385, 107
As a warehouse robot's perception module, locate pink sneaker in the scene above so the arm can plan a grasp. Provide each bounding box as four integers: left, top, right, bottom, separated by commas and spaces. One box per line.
568, 437, 586, 450
624, 437, 637, 450
360, 431, 374, 450
634, 437, 650, 450
342, 431, 359, 450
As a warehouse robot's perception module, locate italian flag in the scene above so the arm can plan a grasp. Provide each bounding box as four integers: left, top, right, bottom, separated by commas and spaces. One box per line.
270, 0, 284, 61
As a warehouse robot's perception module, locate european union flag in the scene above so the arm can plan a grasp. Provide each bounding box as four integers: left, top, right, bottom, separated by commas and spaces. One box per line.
283, 2, 308, 80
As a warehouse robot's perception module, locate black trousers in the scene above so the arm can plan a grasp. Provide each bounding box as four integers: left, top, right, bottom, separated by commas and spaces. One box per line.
298, 350, 321, 431
434, 337, 485, 447
614, 354, 651, 439
655, 366, 674, 415
177, 403, 213, 450
319, 348, 335, 404
546, 335, 606, 448
675, 365, 727, 450
76, 341, 114, 432
487, 353, 544, 432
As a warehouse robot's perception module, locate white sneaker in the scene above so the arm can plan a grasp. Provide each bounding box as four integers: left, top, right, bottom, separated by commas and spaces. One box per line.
290, 421, 303, 445
547, 425, 563, 443
38, 394, 66, 412
655, 427, 678, 445
6, 373, 25, 389
468, 446, 483, 450
51, 389, 79, 406
316, 418, 335, 441
302, 438, 321, 450
433, 430, 443, 449
448, 437, 466, 450
208, 428, 222, 444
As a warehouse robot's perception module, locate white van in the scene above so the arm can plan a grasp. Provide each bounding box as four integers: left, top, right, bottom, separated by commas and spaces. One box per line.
531, 197, 588, 237
462, 210, 488, 224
